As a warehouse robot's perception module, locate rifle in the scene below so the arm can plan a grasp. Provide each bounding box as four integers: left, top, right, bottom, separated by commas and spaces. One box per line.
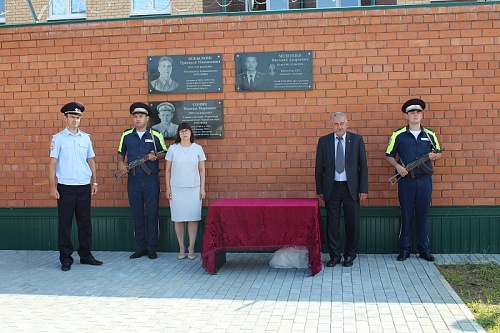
114, 150, 166, 180
389, 149, 442, 185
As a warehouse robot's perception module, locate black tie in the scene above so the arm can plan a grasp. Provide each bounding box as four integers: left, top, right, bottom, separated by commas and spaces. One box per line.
249, 75, 254, 86
336, 137, 344, 174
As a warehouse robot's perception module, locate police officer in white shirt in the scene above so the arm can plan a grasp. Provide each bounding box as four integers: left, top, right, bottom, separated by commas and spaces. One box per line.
49, 101, 103, 271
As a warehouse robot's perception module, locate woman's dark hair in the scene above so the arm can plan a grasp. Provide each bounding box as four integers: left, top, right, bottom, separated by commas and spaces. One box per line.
175, 122, 195, 144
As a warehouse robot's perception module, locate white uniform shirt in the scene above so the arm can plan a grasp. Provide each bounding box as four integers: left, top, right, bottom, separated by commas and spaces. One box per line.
166, 143, 206, 188
50, 128, 95, 185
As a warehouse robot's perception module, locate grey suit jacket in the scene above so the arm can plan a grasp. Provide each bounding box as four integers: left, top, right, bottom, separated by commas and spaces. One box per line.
315, 131, 368, 202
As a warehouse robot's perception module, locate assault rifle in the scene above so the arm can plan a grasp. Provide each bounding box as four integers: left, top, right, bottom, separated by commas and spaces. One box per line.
114, 150, 166, 180
389, 149, 442, 185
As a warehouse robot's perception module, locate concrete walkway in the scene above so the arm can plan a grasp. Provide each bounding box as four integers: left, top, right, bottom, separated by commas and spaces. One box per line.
1, 251, 497, 333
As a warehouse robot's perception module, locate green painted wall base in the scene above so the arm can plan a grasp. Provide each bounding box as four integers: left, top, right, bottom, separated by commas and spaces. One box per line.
0, 206, 499, 253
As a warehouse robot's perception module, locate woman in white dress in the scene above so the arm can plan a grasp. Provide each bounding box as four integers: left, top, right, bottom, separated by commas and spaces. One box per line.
165, 122, 206, 260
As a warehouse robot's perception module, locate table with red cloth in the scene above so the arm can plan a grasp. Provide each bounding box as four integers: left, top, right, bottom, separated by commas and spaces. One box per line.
201, 198, 324, 276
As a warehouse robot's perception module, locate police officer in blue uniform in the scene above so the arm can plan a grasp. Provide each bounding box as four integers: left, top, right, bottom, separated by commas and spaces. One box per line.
49, 102, 103, 271
385, 98, 443, 262
118, 102, 167, 260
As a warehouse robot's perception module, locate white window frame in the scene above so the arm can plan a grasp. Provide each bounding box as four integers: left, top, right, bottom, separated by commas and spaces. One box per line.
131, 0, 171, 16
317, 0, 360, 8
48, 0, 86, 21
0, 0, 5, 24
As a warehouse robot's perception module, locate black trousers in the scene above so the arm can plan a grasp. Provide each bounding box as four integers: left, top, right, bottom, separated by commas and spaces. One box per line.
57, 184, 93, 265
325, 181, 360, 259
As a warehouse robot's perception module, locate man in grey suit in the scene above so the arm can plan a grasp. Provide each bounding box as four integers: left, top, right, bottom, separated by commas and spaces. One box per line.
315, 112, 368, 267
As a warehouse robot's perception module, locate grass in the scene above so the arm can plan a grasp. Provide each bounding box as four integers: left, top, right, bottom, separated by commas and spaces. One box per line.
437, 261, 500, 333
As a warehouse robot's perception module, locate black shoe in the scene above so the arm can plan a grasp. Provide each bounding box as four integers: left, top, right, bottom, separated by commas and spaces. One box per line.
148, 250, 158, 259
397, 251, 410, 261
61, 263, 71, 271
80, 257, 103, 265
419, 252, 436, 262
343, 256, 355, 267
326, 257, 342, 267
130, 249, 148, 259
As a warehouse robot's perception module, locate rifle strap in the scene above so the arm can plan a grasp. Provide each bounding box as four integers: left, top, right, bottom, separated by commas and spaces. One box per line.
422, 128, 435, 176
423, 127, 436, 151
150, 128, 158, 154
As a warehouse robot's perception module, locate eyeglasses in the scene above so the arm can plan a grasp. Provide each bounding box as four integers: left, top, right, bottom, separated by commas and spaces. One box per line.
179, 129, 190, 134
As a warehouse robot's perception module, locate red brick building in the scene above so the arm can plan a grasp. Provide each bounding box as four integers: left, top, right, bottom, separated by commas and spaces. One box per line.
0, 3, 498, 252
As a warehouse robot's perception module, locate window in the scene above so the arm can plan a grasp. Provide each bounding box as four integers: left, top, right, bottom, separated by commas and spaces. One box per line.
267, 0, 289, 10
317, 0, 336, 7
251, 0, 357, 11
202, 0, 360, 13
131, 0, 171, 16
49, 0, 86, 20
317, 0, 360, 7
247, 0, 289, 11
0, 0, 5, 24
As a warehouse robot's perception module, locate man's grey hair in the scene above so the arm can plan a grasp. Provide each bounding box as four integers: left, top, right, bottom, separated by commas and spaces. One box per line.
331, 112, 348, 123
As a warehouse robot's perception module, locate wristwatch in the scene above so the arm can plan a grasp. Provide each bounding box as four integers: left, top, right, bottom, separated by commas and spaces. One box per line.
92, 183, 98, 186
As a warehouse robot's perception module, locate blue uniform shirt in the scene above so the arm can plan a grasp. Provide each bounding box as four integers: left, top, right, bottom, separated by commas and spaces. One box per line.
118, 127, 167, 176
50, 128, 95, 185
385, 126, 441, 178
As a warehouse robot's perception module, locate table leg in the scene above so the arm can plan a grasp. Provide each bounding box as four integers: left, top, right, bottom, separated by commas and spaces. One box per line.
215, 251, 226, 272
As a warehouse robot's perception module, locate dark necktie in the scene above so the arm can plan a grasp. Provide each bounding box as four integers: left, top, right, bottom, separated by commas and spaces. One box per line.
336, 137, 344, 174
249, 75, 254, 86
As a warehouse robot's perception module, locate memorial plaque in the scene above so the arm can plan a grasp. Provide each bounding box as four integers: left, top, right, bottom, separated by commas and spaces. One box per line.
235, 51, 312, 92
148, 54, 223, 94
150, 100, 223, 140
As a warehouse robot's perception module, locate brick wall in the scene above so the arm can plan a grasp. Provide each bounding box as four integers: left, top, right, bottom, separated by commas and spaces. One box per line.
6, 0, 204, 24
5, 0, 34, 24
171, 1, 203, 15
0, 4, 499, 208
86, 0, 130, 20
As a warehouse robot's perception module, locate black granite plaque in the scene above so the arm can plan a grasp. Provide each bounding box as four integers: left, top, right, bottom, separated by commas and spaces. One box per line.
148, 54, 223, 94
150, 100, 223, 139
235, 51, 312, 92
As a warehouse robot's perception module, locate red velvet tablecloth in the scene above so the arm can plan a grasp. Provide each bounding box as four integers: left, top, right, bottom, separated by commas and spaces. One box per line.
201, 198, 324, 276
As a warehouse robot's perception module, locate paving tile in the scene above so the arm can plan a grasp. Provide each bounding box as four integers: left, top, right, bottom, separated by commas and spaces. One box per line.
0, 251, 490, 332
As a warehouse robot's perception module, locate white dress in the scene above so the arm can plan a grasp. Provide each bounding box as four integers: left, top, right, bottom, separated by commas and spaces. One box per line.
166, 143, 206, 222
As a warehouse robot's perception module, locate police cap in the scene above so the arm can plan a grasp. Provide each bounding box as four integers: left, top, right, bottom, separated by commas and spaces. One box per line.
401, 98, 426, 113
60, 102, 85, 115
129, 102, 152, 116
